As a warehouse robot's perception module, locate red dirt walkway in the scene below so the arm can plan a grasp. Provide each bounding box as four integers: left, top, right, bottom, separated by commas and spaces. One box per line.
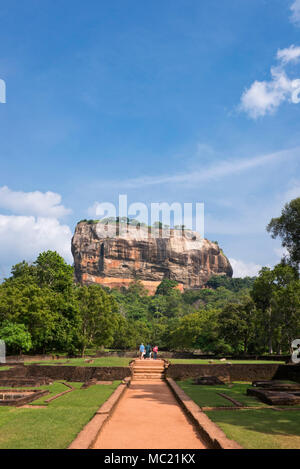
93, 379, 207, 449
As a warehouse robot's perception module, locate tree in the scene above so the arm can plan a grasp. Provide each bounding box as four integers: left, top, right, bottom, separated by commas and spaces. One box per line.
168, 309, 221, 352
151, 288, 184, 318
34, 251, 74, 293
267, 197, 300, 269
206, 275, 256, 292
0, 252, 80, 354
183, 286, 240, 311
76, 285, 117, 356
169, 312, 203, 350
251, 263, 299, 353
271, 264, 300, 352
126, 280, 149, 298
149, 316, 168, 347
112, 315, 137, 349
251, 267, 277, 353
0, 321, 32, 354
0, 281, 79, 353
111, 280, 151, 322
156, 279, 178, 296
218, 297, 256, 355
10, 261, 36, 282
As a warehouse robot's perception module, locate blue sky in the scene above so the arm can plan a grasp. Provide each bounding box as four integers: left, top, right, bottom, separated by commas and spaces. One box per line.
0, 0, 300, 278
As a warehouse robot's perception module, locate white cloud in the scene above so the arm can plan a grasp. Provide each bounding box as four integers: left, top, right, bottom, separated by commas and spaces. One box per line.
0, 215, 73, 277
240, 45, 300, 118
277, 45, 300, 64
0, 186, 71, 218
229, 258, 262, 278
0, 187, 73, 278
291, 0, 300, 26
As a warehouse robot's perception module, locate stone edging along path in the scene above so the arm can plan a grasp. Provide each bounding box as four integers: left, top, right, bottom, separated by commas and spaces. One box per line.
166, 378, 243, 450
68, 379, 129, 449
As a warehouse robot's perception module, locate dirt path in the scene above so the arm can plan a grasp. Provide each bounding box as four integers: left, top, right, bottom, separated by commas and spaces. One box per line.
93, 379, 207, 449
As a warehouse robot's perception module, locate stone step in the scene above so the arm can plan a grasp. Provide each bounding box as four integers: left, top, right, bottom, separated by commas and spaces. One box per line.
132, 363, 165, 367
133, 372, 165, 377
133, 361, 164, 364
133, 362, 164, 366
133, 368, 164, 371
131, 379, 165, 382
130, 379, 165, 384
131, 359, 166, 380
133, 360, 164, 364
132, 374, 165, 380
132, 366, 164, 370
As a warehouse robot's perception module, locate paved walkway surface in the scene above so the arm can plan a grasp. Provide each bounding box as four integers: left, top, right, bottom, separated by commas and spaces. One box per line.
93, 379, 207, 449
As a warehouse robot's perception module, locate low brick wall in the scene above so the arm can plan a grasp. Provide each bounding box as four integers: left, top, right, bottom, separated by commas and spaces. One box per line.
166, 364, 289, 382
0, 389, 48, 406
26, 365, 131, 382
2, 363, 300, 384
0, 365, 27, 379
0, 378, 51, 387
0, 364, 131, 382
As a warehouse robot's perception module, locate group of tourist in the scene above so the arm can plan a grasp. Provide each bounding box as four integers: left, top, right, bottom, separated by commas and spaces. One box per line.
139, 343, 158, 360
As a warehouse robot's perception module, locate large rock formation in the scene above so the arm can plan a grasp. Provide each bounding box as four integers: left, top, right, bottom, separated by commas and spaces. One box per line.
71, 222, 233, 295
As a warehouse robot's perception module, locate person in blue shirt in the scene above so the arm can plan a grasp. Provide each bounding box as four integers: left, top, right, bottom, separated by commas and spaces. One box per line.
139, 343, 145, 360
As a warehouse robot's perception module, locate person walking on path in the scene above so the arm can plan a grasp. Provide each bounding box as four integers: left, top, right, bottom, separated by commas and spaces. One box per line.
153, 345, 158, 360
145, 344, 151, 359
139, 343, 145, 360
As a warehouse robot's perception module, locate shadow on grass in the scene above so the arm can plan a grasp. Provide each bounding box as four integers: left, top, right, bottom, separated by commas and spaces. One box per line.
178, 380, 265, 408
207, 408, 300, 437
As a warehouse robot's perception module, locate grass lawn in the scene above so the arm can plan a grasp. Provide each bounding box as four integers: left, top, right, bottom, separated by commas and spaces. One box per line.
0, 380, 120, 449
23, 357, 285, 366
178, 379, 300, 449
0, 366, 11, 371
24, 357, 132, 367
168, 359, 285, 364
178, 379, 267, 407
207, 409, 300, 449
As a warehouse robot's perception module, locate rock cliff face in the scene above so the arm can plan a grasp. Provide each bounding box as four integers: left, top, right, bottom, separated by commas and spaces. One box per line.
71, 222, 233, 295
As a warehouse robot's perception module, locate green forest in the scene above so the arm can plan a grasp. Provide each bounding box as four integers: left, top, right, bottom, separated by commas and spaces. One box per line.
0, 198, 299, 356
